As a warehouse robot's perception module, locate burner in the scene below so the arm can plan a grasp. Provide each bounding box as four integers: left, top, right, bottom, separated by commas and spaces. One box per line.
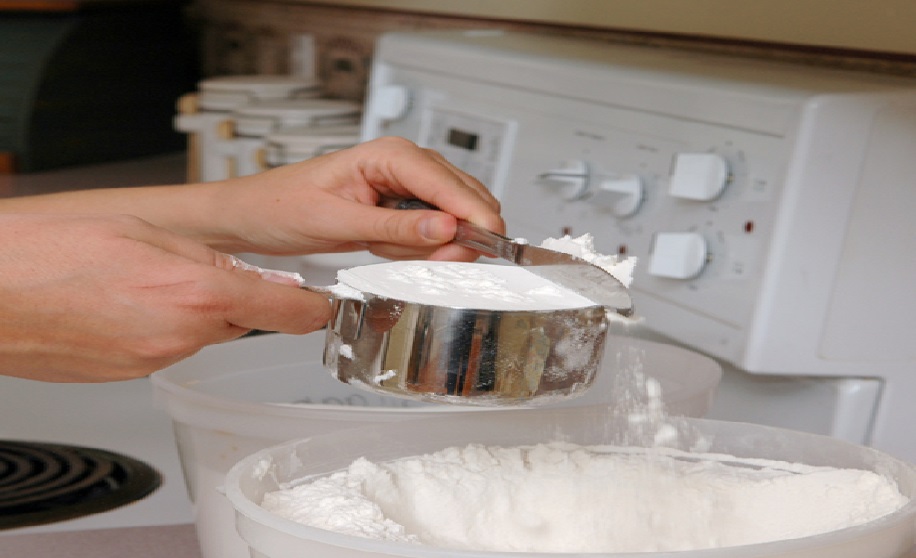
0, 440, 161, 529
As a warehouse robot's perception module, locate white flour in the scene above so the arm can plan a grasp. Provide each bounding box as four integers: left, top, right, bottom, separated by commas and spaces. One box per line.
337, 261, 597, 311
333, 233, 636, 312
261, 442, 908, 552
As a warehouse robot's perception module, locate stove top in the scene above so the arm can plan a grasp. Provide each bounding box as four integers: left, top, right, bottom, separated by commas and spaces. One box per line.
0, 441, 162, 530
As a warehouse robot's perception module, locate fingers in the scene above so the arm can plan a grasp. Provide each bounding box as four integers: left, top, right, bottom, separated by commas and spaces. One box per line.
317, 202, 454, 244
108, 275, 331, 381
221, 253, 306, 287
287, 137, 505, 260
420, 147, 499, 209
306, 202, 490, 262
216, 273, 332, 335
194, 254, 330, 335
125, 221, 331, 336
358, 137, 505, 234
192, 136, 506, 264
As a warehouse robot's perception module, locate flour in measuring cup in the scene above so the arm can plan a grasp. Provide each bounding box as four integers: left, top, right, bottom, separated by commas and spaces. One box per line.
334, 232, 636, 313
337, 260, 598, 311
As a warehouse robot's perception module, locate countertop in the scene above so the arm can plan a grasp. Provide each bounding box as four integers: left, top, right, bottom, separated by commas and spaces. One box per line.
0, 524, 202, 558
3, 524, 914, 558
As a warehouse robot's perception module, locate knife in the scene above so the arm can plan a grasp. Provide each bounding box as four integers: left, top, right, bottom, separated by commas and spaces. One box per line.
397, 200, 634, 317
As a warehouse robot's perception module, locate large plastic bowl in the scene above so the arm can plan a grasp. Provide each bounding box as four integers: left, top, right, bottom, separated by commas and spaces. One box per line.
226, 408, 916, 558
151, 331, 721, 558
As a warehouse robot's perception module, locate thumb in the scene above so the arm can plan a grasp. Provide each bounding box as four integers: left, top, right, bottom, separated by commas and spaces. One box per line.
412, 210, 458, 244
345, 206, 458, 247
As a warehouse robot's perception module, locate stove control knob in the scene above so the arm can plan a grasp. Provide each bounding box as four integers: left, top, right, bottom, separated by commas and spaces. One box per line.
538, 160, 590, 200
592, 174, 644, 217
669, 153, 730, 201
369, 84, 411, 121
648, 232, 708, 279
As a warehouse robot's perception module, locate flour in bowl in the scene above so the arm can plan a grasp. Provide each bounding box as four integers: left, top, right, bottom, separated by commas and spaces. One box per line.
261, 442, 909, 553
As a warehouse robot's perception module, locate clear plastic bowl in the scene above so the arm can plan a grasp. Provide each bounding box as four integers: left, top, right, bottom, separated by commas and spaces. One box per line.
151, 331, 721, 558
225, 408, 916, 558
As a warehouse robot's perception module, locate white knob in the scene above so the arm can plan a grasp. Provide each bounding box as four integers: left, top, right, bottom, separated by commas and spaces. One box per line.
648, 232, 708, 279
669, 153, 729, 201
592, 175, 643, 217
370, 84, 411, 121
538, 160, 590, 201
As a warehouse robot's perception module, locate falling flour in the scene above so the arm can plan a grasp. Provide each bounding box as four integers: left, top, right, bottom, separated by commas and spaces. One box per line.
261, 442, 908, 552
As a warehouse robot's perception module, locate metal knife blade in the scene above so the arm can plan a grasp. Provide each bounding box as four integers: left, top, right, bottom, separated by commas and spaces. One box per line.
396, 200, 633, 316
453, 220, 634, 316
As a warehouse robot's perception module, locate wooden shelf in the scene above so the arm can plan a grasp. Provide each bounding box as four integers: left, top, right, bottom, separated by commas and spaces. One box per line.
293, 0, 916, 57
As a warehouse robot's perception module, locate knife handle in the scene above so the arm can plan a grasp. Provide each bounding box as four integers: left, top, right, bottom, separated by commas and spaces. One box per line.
395, 199, 513, 259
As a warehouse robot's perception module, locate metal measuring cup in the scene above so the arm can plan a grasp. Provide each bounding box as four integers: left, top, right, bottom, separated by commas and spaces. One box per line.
316, 288, 610, 406
306, 201, 631, 405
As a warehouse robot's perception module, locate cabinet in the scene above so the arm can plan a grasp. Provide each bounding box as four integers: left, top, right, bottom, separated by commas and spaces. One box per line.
304, 0, 916, 56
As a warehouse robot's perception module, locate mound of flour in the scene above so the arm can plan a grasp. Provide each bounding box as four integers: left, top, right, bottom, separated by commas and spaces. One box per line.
261, 442, 908, 553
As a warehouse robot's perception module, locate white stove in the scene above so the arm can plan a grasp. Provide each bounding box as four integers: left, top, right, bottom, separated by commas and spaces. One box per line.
361, 30, 916, 463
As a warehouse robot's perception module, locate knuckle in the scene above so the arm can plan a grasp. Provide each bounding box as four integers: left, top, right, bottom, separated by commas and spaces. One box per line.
377, 135, 415, 149
364, 135, 408, 154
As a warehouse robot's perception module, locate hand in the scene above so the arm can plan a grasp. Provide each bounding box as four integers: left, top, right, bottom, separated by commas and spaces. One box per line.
207, 136, 505, 261
0, 214, 331, 382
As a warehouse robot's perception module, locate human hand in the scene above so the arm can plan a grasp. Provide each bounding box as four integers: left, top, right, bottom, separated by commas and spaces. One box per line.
206, 136, 505, 262
0, 214, 330, 382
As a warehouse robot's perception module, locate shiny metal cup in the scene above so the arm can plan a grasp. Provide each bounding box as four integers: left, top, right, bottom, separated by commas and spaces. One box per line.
321, 293, 610, 406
